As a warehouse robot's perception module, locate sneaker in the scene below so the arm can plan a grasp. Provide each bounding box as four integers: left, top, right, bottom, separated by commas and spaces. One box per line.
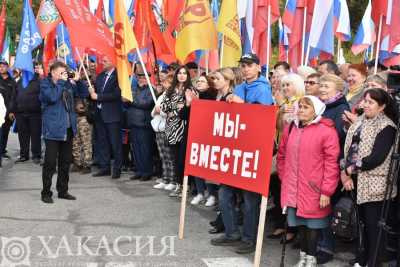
164, 183, 177, 191
153, 182, 167, 189
294, 251, 307, 267
169, 185, 182, 197
205, 195, 217, 207
305, 255, 317, 267
210, 235, 241, 247
155, 178, 163, 184
190, 194, 204, 205
235, 241, 256, 254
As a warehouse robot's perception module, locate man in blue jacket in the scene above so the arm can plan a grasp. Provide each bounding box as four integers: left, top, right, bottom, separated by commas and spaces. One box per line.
39, 61, 77, 204
211, 53, 274, 254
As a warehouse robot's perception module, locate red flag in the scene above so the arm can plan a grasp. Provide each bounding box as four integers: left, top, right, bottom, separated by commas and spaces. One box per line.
388, 0, 400, 52
162, 0, 185, 33
133, 0, 150, 49
54, 0, 116, 64
252, 0, 280, 65
95, 0, 106, 22
372, 0, 388, 25
82, 0, 90, 8
36, 0, 62, 38
0, 0, 6, 50
43, 29, 56, 75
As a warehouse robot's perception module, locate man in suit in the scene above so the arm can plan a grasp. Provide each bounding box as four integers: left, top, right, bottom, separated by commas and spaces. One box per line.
90, 57, 122, 179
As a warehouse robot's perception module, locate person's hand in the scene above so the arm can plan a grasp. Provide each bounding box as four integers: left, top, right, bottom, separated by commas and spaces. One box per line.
343, 110, 358, 124
61, 71, 68, 81
72, 71, 80, 82
185, 90, 198, 106
341, 171, 354, 191
177, 103, 184, 110
227, 94, 244, 104
90, 92, 98, 100
320, 195, 330, 208
154, 105, 161, 114
8, 113, 15, 121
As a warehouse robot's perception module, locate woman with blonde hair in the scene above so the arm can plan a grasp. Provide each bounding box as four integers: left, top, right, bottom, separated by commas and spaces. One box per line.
213, 68, 235, 101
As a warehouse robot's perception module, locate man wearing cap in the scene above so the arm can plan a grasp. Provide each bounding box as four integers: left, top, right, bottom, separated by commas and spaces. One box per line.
0, 60, 16, 160
211, 53, 274, 254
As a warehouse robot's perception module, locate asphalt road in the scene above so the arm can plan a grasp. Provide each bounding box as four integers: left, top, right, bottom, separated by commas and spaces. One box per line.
0, 134, 354, 267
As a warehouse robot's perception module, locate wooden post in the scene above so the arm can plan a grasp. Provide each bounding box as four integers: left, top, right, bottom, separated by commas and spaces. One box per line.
178, 175, 189, 239
220, 34, 225, 68
253, 196, 268, 267
135, 47, 157, 103
75, 48, 95, 94
337, 39, 342, 64
266, 4, 271, 78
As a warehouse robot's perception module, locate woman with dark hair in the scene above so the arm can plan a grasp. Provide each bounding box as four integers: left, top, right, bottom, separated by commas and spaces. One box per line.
160, 66, 193, 197
341, 88, 397, 267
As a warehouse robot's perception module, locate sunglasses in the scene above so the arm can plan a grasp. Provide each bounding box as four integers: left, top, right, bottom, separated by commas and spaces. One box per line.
137, 73, 151, 77
304, 81, 319, 85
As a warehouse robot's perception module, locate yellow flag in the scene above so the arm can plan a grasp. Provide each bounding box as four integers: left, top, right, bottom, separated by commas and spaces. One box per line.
217, 0, 242, 67
114, 0, 138, 102
175, 0, 218, 63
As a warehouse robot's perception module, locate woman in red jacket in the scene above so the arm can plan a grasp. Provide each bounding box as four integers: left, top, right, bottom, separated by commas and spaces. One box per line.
277, 95, 340, 267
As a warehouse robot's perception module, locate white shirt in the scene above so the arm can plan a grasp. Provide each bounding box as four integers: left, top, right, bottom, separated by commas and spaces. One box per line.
0, 94, 5, 126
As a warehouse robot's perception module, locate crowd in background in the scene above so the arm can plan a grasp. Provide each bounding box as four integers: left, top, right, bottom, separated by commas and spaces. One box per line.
0, 54, 399, 267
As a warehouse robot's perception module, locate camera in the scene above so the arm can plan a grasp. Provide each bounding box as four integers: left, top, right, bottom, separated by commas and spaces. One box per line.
67, 71, 75, 79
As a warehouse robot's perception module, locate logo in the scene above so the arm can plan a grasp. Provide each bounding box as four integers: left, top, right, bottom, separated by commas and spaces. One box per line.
38, 0, 60, 25
0, 237, 31, 267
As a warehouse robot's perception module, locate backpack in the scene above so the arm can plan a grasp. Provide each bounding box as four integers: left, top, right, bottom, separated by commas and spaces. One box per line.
331, 191, 359, 241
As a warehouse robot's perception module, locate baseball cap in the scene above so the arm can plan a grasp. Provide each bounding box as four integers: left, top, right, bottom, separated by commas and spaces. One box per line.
238, 53, 260, 65
0, 59, 8, 65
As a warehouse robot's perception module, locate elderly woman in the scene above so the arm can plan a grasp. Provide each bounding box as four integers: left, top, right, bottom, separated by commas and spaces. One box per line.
346, 64, 367, 110
341, 89, 397, 267
364, 73, 388, 91
278, 96, 340, 267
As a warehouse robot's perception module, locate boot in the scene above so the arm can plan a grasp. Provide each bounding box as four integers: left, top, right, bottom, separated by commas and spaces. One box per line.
293, 251, 307, 267
305, 255, 317, 267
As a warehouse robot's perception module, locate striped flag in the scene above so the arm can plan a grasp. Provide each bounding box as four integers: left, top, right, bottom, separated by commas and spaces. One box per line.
351, 0, 376, 55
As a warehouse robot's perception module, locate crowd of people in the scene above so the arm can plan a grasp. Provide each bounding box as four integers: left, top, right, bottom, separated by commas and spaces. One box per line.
0, 54, 399, 267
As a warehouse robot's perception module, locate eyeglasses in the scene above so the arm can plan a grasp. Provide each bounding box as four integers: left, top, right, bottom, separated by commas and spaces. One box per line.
304, 81, 319, 86
136, 73, 151, 78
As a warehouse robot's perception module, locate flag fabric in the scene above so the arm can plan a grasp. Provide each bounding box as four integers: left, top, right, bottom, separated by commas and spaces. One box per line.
278, 17, 289, 61
175, 0, 218, 63
14, 0, 43, 88
217, 0, 242, 67
333, 0, 351, 41
43, 28, 56, 75
162, 0, 185, 34
54, 0, 116, 65
82, 0, 90, 8
56, 23, 77, 70
241, 0, 254, 54
371, 0, 389, 25
0, 0, 6, 51
307, 0, 335, 61
252, 0, 280, 65
114, 0, 138, 102
1, 28, 10, 63
36, 0, 62, 38
352, 0, 376, 55
379, 0, 400, 66
95, 0, 106, 22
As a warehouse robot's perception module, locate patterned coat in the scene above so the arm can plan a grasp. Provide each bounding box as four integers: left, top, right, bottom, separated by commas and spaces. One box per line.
344, 113, 397, 204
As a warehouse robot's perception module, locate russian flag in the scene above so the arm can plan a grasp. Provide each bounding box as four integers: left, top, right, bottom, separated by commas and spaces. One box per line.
352, 0, 376, 55
307, 0, 335, 61
379, 0, 400, 66
278, 17, 289, 61
333, 0, 351, 41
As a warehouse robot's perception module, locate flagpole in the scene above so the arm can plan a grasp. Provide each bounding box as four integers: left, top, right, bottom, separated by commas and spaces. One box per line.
220, 34, 224, 68
374, 15, 383, 74
75, 48, 95, 93
337, 39, 342, 64
60, 23, 67, 65
266, 4, 271, 78
135, 47, 157, 103
56, 34, 60, 60
205, 50, 209, 75
301, 6, 307, 65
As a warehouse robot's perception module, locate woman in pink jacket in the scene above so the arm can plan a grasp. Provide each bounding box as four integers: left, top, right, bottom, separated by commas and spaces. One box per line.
277, 95, 340, 267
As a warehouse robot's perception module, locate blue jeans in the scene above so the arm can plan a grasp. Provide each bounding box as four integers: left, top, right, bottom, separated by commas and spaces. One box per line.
194, 177, 218, 196
317, 217, 335, 255
219, 185, 261, 242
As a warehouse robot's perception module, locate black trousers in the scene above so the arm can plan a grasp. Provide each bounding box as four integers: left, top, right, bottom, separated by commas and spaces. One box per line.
41, 129, 73, 197
357, 201, 385, 267
171, 141, 186, 185
16, 113, 42, 159
0, 117, 12, 154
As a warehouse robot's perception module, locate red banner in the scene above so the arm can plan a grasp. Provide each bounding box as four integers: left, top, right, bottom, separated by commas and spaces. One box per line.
54, 0, 116, 64
184, 100, 277, 196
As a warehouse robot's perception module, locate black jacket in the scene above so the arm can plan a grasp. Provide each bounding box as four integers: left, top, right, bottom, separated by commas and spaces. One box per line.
125, 84, 154, 128
10, 76, 41, 114
0, 74, 16, 114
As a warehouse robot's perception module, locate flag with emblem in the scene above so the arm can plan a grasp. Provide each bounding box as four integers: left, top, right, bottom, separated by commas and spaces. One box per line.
36, 0, 61, 38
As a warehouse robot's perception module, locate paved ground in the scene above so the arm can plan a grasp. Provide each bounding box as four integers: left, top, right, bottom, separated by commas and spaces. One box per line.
0, 134, 355, 267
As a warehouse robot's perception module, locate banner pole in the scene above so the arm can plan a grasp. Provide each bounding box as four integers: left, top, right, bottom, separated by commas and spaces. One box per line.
266, 5, 271, 78
374, 15, 383, 74
75, 47, 95, 94
337, 39, 342, 64
301, 7, 307, 66
205, 50, 209, 75
178, 175, 189, 239
254, 196, 268, 267
220, 34, 224, 68
135, 47, 157, 103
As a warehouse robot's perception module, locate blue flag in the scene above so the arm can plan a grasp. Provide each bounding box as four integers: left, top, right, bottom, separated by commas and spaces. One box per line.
56, 24, 77, 70
14, 0, 42, 88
